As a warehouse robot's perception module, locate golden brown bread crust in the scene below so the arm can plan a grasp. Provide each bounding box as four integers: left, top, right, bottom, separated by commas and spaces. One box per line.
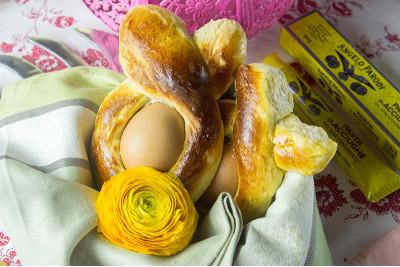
192, 19, 247, 100
119, 5, 210, 101
217, 99, 237, 140
91, 4, 336, 222
215, 64, 336, 222
90, 82, 150, 186
233, 63, 293, 223
91, 5, 228, 202
273, 113, 337, 176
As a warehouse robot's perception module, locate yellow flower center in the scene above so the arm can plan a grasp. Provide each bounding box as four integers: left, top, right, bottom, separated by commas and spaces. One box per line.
96, 167, 198, 256
140, 194, 157, 214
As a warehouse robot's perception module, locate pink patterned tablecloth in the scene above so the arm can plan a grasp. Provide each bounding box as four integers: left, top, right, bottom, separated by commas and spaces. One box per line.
0, 0, 400, 265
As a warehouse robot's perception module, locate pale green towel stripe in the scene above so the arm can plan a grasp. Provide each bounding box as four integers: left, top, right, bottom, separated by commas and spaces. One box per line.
0, 66, 126, 119
0, 155, 90, 173
0, 99, 98, 128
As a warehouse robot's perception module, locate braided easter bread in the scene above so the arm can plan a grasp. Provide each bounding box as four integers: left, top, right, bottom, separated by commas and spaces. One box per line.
192, 19, 247, 100
233, 63, 294, 222
210, 64, 336, 222
90, 5, 246, 202
273, 113, 337, 176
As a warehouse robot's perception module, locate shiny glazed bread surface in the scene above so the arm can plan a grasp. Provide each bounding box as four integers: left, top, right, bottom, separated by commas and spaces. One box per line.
233, 63, 293, 222
91, 5, 246, 202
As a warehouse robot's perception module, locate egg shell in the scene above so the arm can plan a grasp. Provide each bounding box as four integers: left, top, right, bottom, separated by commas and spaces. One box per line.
200, 142, 239, 207
120, 102, 185, 172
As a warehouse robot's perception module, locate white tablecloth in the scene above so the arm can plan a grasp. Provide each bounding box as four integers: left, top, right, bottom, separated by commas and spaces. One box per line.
0, 0, 399, 265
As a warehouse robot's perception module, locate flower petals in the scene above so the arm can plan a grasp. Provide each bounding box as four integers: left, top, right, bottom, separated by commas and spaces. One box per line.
96, 167, 198, 256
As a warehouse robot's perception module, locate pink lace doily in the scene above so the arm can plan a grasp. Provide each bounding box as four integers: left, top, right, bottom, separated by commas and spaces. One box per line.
81, 0, 295, 39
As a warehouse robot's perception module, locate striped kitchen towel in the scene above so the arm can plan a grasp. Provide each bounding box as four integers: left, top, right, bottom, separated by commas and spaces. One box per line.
0, 66, 332, 266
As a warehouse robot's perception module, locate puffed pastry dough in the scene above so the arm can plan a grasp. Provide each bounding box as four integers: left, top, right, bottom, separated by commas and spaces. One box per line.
273, 113, 337, 176
192, 19, 247, 100
233, 63, 293, 223
90, 5, 246, 202
221, 64, 336, 222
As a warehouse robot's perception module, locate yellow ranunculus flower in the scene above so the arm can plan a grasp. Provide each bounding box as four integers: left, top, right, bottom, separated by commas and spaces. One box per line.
96, 167, 199, 256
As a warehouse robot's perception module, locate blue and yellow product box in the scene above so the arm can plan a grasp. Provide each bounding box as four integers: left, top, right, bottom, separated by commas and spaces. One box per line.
264, 54, 400, 202
280, 10, 400, 170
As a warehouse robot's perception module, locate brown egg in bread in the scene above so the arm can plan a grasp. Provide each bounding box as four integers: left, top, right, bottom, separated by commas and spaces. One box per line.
200, 99, 238, 208
90, 5, 247, 202
89, 4, 336, 223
